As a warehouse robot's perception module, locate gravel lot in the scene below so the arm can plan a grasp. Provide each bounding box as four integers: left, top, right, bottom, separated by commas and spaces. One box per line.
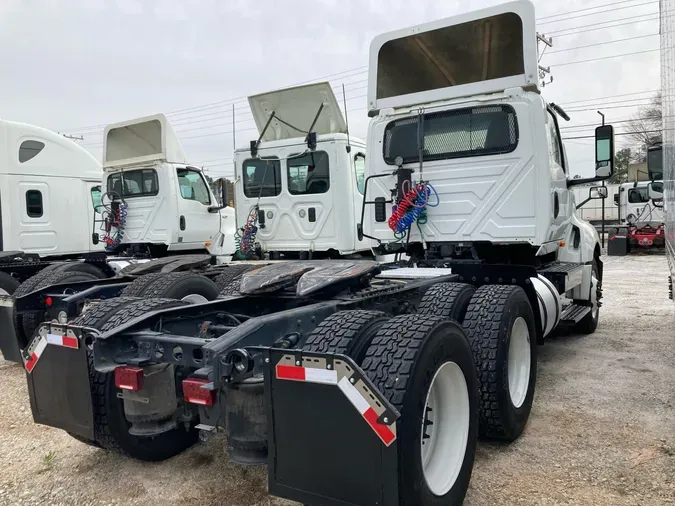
1, 254, 674, 505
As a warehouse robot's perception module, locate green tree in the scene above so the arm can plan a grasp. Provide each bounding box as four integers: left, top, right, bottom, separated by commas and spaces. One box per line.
626, 92, 662, 162
609, 147, 632, 184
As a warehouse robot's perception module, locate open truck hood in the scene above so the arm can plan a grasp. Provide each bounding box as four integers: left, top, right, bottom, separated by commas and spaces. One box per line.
103, 113, 187, 168
247, 82, 347, 142
367, 0, 538, 114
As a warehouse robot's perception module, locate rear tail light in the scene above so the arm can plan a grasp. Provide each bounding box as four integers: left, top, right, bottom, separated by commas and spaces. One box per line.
182, 378, 216, 406
44, 296, 53, 307
114, 366, 144, 391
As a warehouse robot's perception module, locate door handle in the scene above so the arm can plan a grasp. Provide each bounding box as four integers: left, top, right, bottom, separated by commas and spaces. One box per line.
308, 208, 316, 222
180, 216, 186, 230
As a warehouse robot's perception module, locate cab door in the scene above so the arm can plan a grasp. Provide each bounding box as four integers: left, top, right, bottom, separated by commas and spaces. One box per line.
547, 108, 573, 241
175, 167, 220, 247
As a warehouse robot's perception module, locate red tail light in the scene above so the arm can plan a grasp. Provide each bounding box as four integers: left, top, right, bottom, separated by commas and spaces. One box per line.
114, 366, 144, 391
182, 378, 215, 406
45, 296, 53, 307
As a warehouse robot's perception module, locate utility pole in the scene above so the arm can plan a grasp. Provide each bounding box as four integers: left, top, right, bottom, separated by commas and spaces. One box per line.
537, 33, 553, 87
598, 110, 606, 248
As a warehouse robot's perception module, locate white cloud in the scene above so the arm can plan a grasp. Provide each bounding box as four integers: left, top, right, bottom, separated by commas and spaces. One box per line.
0, 0, 662, 178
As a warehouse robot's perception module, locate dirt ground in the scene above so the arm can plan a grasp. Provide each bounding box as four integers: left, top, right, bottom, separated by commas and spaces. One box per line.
1, 254, 674, 505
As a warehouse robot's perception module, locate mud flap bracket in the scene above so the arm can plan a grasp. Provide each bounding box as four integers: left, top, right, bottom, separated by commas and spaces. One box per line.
263, 348, 401, 506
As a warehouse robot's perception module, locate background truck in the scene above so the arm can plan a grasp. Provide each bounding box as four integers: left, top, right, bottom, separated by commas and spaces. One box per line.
234, 82, 373, 260
0, 118, 106, 294
2, 2, 615, 505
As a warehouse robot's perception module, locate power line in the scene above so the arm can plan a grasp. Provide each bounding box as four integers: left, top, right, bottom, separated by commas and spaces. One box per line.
537, 0, 655, 21
538, 0, 658, 25
546, 33, 659, 54
551, 48, 659, 67
547, 13, 659, 36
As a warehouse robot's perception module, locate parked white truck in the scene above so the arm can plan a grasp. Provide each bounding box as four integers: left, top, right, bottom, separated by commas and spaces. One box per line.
2, 2, 615, 505
0, 119, 105, 294
234, 82, 372, 260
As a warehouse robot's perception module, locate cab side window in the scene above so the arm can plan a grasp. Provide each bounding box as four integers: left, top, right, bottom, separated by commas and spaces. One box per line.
547, 111, 563, 170
176, 168, 211, 205
354, 154, 366, 194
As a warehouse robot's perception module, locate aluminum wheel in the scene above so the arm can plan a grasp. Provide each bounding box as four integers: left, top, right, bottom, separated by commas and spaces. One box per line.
590, 274, 599, 320
180, 294, 209, 304
508, 317, 531, 409
421, 361, 470, 496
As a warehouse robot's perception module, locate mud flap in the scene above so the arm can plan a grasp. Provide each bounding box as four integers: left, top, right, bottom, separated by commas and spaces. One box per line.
23, 323, 95, 441
0, 296, 21, 363
263, 348, 400, 506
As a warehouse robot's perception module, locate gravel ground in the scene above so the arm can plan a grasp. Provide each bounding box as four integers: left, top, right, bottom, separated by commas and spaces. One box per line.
1, 254, 674, 505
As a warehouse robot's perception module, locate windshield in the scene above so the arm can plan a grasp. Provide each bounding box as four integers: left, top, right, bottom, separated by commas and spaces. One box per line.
383, 105, 518, 165
628, 187, 650, 204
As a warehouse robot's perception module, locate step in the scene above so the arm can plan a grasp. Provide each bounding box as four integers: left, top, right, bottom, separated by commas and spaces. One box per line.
559, 304, 591, 324
538, 262, 584, 294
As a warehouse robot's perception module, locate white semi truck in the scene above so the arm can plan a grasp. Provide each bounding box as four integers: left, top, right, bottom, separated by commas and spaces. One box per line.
233, 82, 372, 260
0, 119, 105, 295
2, 2, 614, 505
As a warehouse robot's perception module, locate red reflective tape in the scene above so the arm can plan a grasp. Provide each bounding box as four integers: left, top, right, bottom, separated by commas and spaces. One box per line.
25, 353, 39, 373
276, 364, 306, 381
363, 407, 395, 446
62, 336, 79, 349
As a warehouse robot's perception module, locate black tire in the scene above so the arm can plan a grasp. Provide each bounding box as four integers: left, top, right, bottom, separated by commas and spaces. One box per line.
213, 265, 257, 290
119, 273, 165, 297
575, 261, 600, 335
63, 262, 107, 279
463, 285, 537, 441
303, 310, 389, 364
65, 296, 142, 447
418, 282, 476, 323
361, 315, 478, 506
217, 279, 242, 298
0, 272, 21, 295
15, 269, 101, 348
140, 272, 220, 301
72, 297, 198, 461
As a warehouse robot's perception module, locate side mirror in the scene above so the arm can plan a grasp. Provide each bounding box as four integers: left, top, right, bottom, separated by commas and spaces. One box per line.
219, 178, 229, 208
576, 185, 608, 210
594, 125, 614, 179
649, 181, 664, 202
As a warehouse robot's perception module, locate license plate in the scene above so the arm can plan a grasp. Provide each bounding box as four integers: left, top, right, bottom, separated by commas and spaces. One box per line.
0, 297, 14, 308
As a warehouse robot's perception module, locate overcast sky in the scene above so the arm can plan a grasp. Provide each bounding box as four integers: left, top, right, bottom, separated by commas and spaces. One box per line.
0, 0, 661, 179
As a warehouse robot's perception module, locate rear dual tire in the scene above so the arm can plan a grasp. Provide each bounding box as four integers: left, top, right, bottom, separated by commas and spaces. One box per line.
416, 281, 538, 442
305, 311, 478, 505
70, 297, 198, 461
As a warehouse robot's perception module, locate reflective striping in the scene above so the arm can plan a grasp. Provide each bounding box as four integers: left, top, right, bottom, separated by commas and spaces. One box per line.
337, 376, 371, 413
305, 368, 338, 385
276, 364, 338, 385
276, 364, 306, 381
275, 358, 397, 446
46, 333, 79, 349
363, 407, 396, 446
24, 336, 48, 373
338, 377, 396, 446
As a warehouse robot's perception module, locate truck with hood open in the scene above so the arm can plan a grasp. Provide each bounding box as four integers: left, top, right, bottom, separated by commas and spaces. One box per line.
233, 82, 373, 260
